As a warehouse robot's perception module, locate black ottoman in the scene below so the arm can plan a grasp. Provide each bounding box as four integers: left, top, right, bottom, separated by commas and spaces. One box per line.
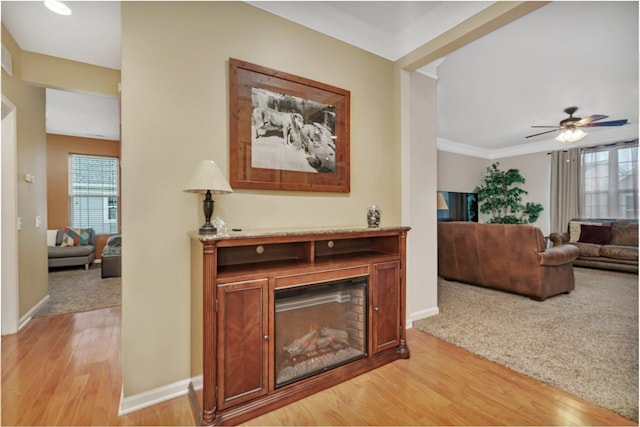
101, 253, 121, 278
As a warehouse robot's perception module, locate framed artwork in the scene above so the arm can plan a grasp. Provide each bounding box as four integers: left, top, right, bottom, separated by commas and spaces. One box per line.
229, 58, 350, 193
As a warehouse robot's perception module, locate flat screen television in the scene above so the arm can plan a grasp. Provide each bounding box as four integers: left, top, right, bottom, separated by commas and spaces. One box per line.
437, 191, 478, 222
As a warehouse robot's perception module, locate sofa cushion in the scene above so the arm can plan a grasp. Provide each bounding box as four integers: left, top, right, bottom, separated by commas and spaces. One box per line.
47, 230, 58, 247
569, 221, 602, 242
62, 226, 91, 246
610, 222, 639, 247
574, 242, 602, 257
578, 224, 612, 245
600, 245, 639, 261
48, 244, 95, 259
56, 229, 64, 245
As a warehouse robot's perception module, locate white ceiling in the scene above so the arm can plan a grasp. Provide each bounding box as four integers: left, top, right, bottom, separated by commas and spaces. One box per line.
246, 1, 493, 61
45, 88, 120, 140
1, 0, 121, 69
435, 1, 638, 158
2, 0, 121, 141
1, 1, 638, 157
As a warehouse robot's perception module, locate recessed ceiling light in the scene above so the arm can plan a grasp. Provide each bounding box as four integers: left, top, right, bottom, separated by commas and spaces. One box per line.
44, 0, 72, 16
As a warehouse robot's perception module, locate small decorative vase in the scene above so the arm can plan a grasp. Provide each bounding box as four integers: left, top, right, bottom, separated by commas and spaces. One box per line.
367, 205, 382, 228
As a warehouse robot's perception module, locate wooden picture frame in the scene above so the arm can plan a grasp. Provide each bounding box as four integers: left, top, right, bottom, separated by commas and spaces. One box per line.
229, 58, 350, 193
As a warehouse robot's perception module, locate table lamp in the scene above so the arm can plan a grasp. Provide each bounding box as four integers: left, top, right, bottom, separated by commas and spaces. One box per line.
437, 193, 449, 210
184, 160, 233, 234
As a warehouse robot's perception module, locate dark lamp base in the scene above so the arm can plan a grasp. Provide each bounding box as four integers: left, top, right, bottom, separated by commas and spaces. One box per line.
199, 224, 218, 235
199, 190, 217, 235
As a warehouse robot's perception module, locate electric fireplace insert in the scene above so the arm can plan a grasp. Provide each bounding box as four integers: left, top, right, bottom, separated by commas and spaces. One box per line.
274, 277, 368, 387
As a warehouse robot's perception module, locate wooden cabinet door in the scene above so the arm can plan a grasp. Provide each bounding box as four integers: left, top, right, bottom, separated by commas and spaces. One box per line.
371, 261, 401, 354
217, 278, 269, 409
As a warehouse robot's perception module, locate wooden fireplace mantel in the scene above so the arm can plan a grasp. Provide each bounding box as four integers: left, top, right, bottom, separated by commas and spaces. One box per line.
189, 226, 410, 426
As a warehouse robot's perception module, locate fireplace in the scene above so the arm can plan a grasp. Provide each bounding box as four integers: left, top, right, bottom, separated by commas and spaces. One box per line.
190, 227, 409, 425
274, 277, 368, 387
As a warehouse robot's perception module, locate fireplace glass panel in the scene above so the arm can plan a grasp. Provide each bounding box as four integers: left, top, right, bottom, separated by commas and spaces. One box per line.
275, 277, 368, 387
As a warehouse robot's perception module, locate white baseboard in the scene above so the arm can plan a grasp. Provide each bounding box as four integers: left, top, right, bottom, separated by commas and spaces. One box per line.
116, 309, 439, 416
116, 307, 437, 416
18, 294, 50, 331
191, 374, 203, 391
406, 306, 439, 328
118, 377, 199, 416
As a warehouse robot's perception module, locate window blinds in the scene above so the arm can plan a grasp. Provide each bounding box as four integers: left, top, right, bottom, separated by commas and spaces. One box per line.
68, 154, 119, 234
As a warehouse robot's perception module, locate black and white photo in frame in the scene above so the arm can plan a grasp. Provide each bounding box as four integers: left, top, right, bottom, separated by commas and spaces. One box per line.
251, 88, 337, 174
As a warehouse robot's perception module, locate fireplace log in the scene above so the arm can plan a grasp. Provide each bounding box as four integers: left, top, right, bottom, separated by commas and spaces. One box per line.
284, 327, 351, 359
284, 330, 319, 357
319, 327, 348, 346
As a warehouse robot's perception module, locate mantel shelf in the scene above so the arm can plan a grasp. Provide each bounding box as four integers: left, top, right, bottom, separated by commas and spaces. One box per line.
189, 225, 409, 243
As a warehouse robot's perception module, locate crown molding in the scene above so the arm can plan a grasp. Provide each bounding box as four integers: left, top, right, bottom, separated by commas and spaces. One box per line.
438, 124, 638, 160
437, 138, 494, 159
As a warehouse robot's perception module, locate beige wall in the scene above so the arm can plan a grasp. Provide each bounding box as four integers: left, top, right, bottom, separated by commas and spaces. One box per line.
437, 150, 552, 235
1, 25, 49, 318
437, 150, 488, 193
120, 1, 400, 396
405, 72, 439, 321
495, 151, 551, 235
21, 51, 120, 97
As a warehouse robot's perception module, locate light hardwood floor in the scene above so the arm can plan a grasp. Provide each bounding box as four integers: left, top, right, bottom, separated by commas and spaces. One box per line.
2, 306, 635, 426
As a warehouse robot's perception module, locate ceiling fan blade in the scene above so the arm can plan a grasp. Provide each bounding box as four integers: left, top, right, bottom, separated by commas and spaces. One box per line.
530, 125, 560, 128
583, 119, 629, 127
576, 114, 608, 126
525, 128, 560, 138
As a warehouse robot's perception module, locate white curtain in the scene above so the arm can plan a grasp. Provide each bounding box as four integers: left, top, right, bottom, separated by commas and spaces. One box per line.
550, 148, 581, 232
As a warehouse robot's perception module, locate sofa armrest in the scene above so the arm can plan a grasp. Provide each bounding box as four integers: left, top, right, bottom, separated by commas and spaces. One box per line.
549, 232, 569, 247
88, 228, 96, 246
538, 244, 580, 266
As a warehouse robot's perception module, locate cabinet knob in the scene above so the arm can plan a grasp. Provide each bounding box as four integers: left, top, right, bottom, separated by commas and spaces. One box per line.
264, 335, 269, 341
374, 306, 379, 312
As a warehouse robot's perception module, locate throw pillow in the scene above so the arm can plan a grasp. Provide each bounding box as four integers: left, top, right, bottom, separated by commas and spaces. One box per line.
60, 235, 75, 247
62, 226, 91, 246
47, 230, 58, 247
569, 221, 602, 242
578, 224, 612, 245
610, 222, 639, 246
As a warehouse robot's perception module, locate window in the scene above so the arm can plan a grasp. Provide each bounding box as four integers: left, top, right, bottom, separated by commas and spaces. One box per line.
581, 141, 638, 219
69, 154, 119, 234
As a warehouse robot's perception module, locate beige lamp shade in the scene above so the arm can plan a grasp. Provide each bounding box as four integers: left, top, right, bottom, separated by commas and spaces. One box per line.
184, 160, 233, 194
184, 160, 232, 235
437, 193, 449, 210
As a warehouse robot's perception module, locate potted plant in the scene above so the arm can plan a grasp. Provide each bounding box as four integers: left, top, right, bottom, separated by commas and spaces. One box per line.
474, 162, 543, 224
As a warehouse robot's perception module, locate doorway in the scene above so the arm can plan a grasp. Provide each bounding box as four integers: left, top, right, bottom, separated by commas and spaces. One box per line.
42, 89, 121, 318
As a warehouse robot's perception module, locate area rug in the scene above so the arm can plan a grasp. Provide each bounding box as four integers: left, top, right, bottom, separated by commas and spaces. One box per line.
33, 264, 121, 318
413, 267, 638, 421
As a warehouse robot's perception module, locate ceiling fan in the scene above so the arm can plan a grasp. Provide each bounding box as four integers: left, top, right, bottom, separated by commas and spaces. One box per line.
525, 106, 629, 142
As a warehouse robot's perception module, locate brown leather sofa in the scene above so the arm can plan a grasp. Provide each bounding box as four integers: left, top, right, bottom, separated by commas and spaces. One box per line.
438, 222, 580, 301
549, 218, 638, 273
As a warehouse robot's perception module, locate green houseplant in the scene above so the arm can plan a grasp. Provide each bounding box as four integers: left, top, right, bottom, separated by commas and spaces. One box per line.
474, 162, 543, 224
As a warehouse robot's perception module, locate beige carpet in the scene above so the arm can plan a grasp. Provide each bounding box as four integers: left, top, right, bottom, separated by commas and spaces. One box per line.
413, 267, 638, 421
34, 264, 121, 318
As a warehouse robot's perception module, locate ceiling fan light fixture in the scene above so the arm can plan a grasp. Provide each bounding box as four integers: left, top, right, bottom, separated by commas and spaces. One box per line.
556, 128, 587, 143
44, 0, 72, 16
